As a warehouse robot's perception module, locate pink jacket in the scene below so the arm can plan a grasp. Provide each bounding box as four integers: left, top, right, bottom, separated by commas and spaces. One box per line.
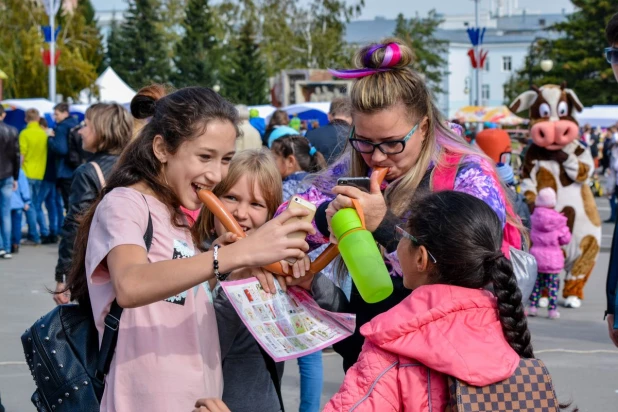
324, 285, 520, 412
529, 207, 571, 273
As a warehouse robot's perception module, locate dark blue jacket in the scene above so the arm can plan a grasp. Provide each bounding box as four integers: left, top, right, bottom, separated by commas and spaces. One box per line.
607, 223, 618, 328
48, 116, 79, 179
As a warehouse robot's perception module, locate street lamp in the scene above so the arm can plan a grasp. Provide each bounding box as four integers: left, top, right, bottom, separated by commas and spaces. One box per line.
540, 59, 554, 72
528, 36, 553, 87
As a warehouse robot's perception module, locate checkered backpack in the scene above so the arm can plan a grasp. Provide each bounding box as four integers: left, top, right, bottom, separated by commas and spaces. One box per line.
448, 358, 559, 412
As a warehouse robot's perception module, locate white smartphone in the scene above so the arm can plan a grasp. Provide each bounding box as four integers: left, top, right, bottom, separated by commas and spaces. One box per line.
284, 196, 317, 264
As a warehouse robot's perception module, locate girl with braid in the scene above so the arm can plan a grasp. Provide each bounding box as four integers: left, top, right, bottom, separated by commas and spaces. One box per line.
324, 191, 534, 411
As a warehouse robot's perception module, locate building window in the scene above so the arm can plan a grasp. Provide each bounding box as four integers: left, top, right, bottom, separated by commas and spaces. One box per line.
484, 58, 490, 72
502, 56, 512, 72
482, 84, 490, 100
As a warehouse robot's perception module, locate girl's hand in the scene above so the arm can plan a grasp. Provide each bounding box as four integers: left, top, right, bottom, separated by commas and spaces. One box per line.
227, 267, 278, 294
53, 282, 70, 305
282, 271, 316, 291
228, 207, 315, 268
211, 232, 240, 247
280, 255, 311, 279
326, 169, 387, 241
193, 398, 231, 412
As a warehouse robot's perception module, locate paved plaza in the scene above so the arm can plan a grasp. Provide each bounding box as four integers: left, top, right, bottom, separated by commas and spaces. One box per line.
1, 199, 617, 411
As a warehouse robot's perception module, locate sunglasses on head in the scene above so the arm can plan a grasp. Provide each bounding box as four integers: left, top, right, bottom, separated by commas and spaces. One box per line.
605, 47, 618, 64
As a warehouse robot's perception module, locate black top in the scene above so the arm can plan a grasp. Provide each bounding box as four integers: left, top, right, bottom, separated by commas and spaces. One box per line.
54, 152, 119, 282
0, 121, 20, 181
305, 119, 351, 165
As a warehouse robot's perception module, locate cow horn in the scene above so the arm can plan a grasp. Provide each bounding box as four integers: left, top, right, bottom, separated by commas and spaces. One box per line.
560, 81, 568, 90
531, 84, 540, 93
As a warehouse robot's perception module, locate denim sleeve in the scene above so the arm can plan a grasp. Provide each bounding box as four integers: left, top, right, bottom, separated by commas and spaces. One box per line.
48, 124, 69, 155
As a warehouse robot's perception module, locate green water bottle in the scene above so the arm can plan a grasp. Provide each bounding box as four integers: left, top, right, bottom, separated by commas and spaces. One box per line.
331, 208, 393, 303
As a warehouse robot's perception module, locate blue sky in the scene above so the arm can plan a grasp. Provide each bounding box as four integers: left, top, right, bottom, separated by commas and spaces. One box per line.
91, 0, 574, 20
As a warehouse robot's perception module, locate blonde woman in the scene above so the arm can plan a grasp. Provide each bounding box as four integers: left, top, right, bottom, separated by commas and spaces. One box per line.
53, 103, 133, 304
274, 38, 525, 371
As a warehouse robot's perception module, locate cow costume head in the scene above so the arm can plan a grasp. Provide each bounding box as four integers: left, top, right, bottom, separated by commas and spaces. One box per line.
509, 83, 584, 150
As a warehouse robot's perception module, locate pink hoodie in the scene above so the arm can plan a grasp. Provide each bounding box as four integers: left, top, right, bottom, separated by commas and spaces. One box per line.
324, 285, 520, 412
529, 207, 571, 274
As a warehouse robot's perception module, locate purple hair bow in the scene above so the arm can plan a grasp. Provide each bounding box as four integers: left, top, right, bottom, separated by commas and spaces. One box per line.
329, 43, 402, 79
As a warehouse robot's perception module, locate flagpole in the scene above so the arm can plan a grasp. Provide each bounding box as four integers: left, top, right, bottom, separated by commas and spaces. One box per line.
49, 3, 56, 103
474, 0, 480, 106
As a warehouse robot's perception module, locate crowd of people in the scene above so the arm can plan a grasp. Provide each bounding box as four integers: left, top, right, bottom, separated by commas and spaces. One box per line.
2, 13, 618, 412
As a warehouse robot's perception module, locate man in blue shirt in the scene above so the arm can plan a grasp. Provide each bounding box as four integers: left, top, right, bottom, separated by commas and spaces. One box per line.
49, 103, 79, 213
604, 12, 618, 347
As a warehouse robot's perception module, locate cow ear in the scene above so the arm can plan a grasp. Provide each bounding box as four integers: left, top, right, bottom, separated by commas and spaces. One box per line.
565, 89, 583, 113
509, 90, 538, 113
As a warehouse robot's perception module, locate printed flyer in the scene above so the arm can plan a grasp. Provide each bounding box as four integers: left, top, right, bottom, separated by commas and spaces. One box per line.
221, 278, 356, 362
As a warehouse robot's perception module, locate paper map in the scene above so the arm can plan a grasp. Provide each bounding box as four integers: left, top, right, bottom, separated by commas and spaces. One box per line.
221, 278, 356, 362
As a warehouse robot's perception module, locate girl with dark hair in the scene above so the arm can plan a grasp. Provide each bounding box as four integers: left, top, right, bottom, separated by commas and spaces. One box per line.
324, 191, 533, 411
62, 85, 313, 411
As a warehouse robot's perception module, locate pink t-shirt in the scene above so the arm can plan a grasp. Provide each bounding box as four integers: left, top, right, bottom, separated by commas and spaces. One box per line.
85, 187, 222, 412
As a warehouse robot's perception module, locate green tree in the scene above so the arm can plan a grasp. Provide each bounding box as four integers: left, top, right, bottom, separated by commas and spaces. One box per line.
505, 0, 618, 106
220, 18, 269, 104
258, 0, 363, 75
394, 10, 449, 95
172, 0, 218, 88
161, 0, 189, 59
0, 0, 100, 100
114, 0, 171, 89
105, 12, 122, 69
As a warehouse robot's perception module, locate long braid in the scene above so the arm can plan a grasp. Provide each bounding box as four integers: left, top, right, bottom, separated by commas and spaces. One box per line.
489, 254, 534, 359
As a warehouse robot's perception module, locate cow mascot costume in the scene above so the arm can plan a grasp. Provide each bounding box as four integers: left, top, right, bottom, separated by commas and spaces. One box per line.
510, 83, 601, 309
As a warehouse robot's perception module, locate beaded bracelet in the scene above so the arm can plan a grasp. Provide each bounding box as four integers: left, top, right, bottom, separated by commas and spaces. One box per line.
212, 244, 229, 281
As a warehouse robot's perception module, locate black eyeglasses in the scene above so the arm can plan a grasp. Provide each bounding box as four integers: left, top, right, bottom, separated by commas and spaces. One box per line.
395, 224, 437, 263
605, 47, 618, 64
348, 122, 419, 155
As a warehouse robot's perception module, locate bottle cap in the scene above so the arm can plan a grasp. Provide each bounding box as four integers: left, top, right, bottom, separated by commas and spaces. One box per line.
331, 208, 362, 239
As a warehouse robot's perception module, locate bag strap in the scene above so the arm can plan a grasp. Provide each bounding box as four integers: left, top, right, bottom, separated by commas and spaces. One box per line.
90, 161, 106, 189
96, 195, 153, 380
430, 151, 464, 192
258, 346, 285, 412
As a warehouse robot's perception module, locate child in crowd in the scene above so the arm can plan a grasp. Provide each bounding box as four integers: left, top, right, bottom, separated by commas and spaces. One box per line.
496, 161, 531, 230
271, 135, 331, 412
196, 149, 307, 412
323, 191, 533, 410
9, 169, 32, 255
62, 87, 312, 412
528, 188, 572, 319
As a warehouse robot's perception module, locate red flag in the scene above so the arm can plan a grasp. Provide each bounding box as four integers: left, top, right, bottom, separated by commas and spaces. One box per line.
42, 49, 61, 66
467, 49, 478, 68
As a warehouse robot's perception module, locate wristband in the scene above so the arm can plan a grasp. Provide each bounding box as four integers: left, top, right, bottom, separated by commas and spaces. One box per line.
212, 244, 230, 281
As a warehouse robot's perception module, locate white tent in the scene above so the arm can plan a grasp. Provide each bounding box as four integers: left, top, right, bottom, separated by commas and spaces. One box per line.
2, 98, 55, 115
79, 67, 136, 105
577, 105, 618, 128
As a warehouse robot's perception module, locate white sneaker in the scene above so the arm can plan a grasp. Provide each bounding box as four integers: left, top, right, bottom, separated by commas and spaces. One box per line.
1, 253, 12, 259
0, 250, 5, 257
564, 296, 582, 308
538, 297, 549, 308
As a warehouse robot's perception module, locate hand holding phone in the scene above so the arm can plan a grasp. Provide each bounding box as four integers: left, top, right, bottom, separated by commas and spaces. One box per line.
284, 196, 317, 263
337, 177, 371, 193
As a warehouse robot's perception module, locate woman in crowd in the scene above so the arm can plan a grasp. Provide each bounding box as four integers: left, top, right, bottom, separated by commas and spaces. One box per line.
53, 103, 133, 304
274, 38, 523, 371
